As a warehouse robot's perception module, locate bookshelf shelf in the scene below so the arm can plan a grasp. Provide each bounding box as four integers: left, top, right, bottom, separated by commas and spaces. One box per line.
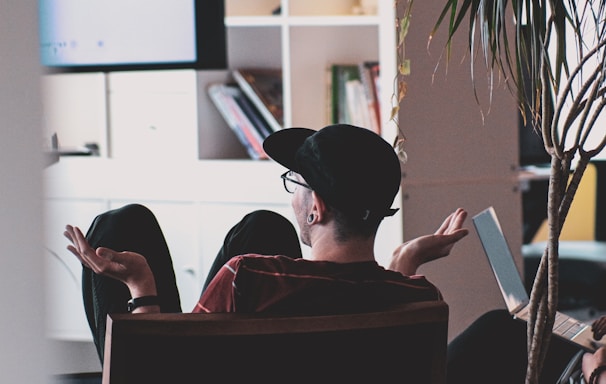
226, 15, 381, 27
287, 15, 380, 26
225, 16, 283, 27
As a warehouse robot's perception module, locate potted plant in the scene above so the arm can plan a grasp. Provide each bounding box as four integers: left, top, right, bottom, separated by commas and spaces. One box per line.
394, 1, 606, 382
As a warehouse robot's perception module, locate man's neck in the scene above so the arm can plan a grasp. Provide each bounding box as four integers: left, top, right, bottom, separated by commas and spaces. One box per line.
309, 232, 375, 263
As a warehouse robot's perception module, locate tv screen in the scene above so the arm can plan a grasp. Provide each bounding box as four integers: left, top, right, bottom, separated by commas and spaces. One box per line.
38, 0, 227, 73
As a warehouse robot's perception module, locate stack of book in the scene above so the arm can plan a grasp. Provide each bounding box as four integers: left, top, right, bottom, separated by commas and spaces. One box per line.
329, 61, 381, 134
209, 63, 380, 159
208, 68, 283, 160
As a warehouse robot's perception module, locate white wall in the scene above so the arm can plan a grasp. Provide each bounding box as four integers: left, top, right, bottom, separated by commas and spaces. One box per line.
0, 0, 47, 382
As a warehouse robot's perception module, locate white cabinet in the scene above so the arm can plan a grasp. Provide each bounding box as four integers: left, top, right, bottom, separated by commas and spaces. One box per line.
43, 0, 401, 341
41, 73, 108, 155
108, 70, 199, 160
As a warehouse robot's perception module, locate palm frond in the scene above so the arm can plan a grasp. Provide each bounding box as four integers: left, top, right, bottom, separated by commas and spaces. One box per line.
429, 0, 586, 122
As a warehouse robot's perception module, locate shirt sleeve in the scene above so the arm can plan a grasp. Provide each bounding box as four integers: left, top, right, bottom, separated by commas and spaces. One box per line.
192, 257, 241, 313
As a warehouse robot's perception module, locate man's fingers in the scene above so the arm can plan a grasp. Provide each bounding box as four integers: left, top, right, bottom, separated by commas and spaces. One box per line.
449, 228, 470, 241
448, 209, 467, 230
65, 224, 101, 271
63, 225, 76, 245
436, 208, 468, 235
66, 244, 87, 266
71, 226, 88, 250
436, 212, 456, 234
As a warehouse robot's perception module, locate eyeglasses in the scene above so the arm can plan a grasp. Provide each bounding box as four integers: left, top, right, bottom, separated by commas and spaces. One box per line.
281, 171, 312, 194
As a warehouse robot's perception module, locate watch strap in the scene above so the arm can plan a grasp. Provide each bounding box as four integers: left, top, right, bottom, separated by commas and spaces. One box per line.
127, 295, 159, 312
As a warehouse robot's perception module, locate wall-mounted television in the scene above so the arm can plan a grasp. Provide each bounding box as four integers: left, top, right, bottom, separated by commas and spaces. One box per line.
38, 0, 227, 73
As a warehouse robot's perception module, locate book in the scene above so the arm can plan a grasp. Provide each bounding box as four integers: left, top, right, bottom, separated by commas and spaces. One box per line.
330, 64, 361, 125
232, 88, 273, 140
329, 62, 381, 134
358, 61, 381, 133
330, 64, 356, 124
369, 63, 381, 118
345, 79, 373, 129
232, 68, 283, 132
207, 83, 268, 160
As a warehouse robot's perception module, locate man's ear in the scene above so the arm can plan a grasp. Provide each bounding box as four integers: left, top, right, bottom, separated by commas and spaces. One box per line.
311, 191, 328, 222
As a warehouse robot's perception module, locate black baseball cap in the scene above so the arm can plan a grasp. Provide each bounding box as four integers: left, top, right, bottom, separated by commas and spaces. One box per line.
263, 124, 401, 220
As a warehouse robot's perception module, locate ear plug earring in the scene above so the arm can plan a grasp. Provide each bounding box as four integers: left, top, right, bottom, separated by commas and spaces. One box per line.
307, 214, 314, 224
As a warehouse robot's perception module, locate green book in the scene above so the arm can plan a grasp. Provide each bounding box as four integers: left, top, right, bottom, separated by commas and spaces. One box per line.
330, 64, 361, 124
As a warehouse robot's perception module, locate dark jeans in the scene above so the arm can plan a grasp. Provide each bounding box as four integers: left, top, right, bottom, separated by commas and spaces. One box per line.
82, 204, 302, 363
447, 309, 580, 383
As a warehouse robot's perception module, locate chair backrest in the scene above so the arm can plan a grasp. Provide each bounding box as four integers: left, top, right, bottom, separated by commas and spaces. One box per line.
102, 300, 448, 384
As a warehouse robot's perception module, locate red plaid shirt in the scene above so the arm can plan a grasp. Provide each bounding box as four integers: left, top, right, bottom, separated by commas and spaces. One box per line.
192, 255, 441, 314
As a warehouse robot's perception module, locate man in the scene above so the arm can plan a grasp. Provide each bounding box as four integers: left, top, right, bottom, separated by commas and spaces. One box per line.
65, 124, 469, 361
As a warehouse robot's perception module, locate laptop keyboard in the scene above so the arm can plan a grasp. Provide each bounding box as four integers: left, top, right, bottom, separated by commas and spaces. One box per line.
554, 312, 587, 338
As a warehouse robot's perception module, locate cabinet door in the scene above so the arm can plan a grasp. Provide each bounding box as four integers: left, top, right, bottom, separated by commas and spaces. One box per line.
108, 70, 198, 161
41, 72, 107, 155
45, 199, 107, 341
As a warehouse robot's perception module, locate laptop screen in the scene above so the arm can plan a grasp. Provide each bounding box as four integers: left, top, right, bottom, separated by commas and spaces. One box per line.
473, 207, 529, 313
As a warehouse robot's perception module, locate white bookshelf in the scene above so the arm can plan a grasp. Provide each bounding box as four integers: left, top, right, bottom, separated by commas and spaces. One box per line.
43, 0, 402, 341
224, 0, 396, 141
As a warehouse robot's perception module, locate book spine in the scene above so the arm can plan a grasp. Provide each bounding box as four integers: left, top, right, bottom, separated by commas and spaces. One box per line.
207, 84, 266, 160
233, 70, 283, 133
326, 64, 333, 125
345, 79, 373, 129
222, 86, 268, 159
330, 65, 339, 124
330, 64, 361, 124
358, 61, 381, 134
370, 63, 381, 129
233, 91, 273, 140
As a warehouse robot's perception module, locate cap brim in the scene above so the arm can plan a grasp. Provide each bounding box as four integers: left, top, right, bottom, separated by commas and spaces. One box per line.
263, 128, 316, 172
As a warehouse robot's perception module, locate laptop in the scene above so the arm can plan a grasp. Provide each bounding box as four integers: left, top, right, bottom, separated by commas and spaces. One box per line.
472, 206, 604, 352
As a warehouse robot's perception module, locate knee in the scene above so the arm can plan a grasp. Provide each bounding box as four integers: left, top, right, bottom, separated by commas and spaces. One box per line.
243, 210, 290, 226
465, 309, 526, 345
468, 309, 522, 336
475, 309, 514, 326
91, 204, 158, 233
117, 203, 153, 217
106, 203, 156, 223
242, 210, 299, 237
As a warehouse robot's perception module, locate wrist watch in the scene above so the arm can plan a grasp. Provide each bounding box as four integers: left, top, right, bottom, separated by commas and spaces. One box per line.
127, 295, 159, 312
